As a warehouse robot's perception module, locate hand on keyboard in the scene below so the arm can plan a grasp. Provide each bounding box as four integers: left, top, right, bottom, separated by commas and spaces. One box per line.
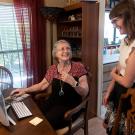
10, 88, 25, 97
13, 94, 30, 102
5, 94, 30, 102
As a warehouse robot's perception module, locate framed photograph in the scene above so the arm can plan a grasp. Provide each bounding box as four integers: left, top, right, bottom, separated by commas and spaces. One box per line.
105, 0, 121, 9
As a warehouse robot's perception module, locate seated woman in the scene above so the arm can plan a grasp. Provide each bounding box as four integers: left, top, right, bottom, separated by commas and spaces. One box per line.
10, 39, 89, 130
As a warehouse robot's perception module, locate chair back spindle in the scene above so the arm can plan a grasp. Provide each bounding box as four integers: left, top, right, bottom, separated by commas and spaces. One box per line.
0, 66, 13, 90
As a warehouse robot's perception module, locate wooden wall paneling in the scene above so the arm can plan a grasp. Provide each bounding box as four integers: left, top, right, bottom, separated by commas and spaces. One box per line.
82, 1, 99, 118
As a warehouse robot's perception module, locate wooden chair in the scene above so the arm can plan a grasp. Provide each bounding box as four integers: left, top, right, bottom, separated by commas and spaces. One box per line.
0, 66, 13, 89
124, 88, 135, 135
56, 90, 91, 135
34, 67, 92, 135
112, 88, 135, 135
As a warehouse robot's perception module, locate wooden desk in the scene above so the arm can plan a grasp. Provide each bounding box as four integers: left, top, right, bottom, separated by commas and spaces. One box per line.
0, 96, 56, 135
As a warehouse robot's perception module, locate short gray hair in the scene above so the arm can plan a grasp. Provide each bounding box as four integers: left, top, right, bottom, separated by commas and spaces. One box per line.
52, 40, 72, 61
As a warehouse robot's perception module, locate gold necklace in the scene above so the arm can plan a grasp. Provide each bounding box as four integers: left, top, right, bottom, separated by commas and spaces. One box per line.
59, 80, 64, 96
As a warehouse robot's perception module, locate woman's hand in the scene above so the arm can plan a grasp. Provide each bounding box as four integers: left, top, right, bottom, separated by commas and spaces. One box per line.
103, 91, 110, 106
60, 72, 76, 87
111, 66, 119, 79
10, 88, 26, 97
111, 67, 117, 76
60, 71, 89, 97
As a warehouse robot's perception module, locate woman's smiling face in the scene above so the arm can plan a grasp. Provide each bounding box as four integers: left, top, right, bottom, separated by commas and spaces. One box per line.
55, 42, 72, 62
111, 17, 127, 35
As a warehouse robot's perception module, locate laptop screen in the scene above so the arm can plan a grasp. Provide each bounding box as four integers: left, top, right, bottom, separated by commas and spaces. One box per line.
0, 88, 10, 126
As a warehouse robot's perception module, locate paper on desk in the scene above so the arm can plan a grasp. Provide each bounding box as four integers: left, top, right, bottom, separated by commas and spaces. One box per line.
29, 117, 43, 126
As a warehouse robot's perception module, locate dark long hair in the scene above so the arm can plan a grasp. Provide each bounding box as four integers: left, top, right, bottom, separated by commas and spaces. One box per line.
109, 0, 135, 42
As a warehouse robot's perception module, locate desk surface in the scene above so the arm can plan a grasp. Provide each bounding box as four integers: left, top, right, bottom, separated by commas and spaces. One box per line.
0, 95, 56, 135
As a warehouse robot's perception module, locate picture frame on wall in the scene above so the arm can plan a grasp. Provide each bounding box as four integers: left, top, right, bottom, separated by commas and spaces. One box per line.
105, 0, 121, 9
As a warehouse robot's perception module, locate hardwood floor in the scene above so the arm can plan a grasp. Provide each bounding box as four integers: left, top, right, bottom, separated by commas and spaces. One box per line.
74, 117, 107, 135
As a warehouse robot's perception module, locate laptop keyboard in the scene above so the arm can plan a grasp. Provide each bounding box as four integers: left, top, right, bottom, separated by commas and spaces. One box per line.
11, 101, 32, 119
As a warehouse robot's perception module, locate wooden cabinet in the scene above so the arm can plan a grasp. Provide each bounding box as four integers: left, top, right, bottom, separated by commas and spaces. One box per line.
57, 1, 99, 118
57, 3, 82, 61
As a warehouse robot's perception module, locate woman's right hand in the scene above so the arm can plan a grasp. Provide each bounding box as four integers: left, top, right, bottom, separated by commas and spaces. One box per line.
10, 88, 26, 97
103, 91, 110, 106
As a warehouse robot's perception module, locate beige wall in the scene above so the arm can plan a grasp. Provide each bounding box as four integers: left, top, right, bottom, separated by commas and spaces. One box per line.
0, 0, 12, 3
44, 0, 67, 67
44, 0, 66, 7
0, 0, 66, 6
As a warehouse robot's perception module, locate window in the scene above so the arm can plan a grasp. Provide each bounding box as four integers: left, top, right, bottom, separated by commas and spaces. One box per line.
104, 11, 125, 45
0, 3, 30, 88
103, 11, 126, 63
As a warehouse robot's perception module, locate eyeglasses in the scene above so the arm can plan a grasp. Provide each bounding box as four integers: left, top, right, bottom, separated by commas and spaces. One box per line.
111, 17, 120, 23
111, 17, 120, 27
57, 47, 71, 52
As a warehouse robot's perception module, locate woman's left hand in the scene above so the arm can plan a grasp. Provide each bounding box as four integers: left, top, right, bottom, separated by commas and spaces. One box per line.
111, 67, 117, 77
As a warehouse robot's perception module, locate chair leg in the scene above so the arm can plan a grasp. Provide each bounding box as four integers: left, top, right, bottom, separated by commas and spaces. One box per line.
84, 121, 88, 135
127, 120, 129, 135
126, 118, 131, 135
112, 100, 123, 135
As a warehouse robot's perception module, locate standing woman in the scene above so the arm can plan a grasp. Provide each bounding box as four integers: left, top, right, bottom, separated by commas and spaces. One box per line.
103, 0, 135, 134
11, 40, 89, 130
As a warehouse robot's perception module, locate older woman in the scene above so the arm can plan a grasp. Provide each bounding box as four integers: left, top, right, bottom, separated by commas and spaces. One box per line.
11, 39, 89, 129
